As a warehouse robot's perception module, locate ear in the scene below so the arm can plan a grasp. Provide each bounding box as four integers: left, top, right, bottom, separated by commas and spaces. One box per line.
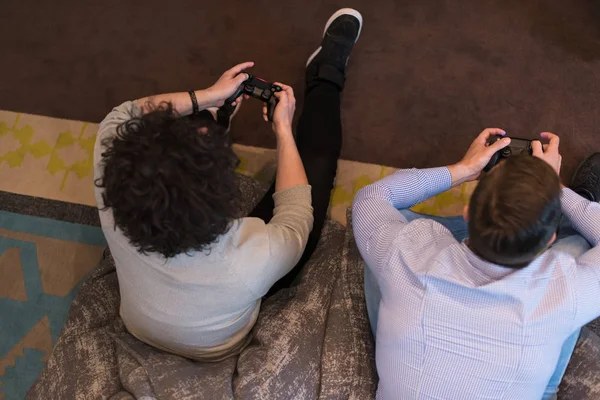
463, 204, 469, 222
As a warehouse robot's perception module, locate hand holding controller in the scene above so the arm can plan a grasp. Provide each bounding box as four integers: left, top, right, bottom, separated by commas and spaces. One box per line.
266, 83, 295, 133
484, 135, 533, 172
225, 74, 283, 121
531, 132, 562, 176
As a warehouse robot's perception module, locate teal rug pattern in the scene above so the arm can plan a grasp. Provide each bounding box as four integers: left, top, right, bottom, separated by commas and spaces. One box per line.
0, 198, 106, 400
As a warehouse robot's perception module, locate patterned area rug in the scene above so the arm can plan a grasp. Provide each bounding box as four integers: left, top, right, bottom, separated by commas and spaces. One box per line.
0, 194, 104, 399
0, 110, 476, 399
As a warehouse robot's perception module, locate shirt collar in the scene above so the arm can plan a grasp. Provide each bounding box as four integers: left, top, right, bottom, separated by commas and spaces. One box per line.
459, 241, 519, 281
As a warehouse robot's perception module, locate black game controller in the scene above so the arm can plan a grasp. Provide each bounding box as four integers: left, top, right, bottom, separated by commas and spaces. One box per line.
225, 74, 282, 121
483, 135, 533, 172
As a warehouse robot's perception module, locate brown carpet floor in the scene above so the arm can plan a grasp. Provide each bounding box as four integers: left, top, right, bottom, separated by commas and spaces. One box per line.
2, 0, 600, 178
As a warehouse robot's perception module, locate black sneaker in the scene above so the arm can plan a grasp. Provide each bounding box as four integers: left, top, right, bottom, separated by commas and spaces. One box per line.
306, 8, 363, 91
571, 153, 600, 201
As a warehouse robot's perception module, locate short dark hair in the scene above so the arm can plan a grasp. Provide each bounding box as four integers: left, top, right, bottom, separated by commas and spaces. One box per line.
96, 102, 241, 258
468, 155, 562, 267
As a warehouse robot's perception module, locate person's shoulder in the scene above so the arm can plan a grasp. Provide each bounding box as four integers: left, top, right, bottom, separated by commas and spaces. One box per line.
222, 217, 271, 251
380, 218, 460, 278
400, 218, 457, 243
389, 218, 459, 262
219, 217, 274, 276
99, 101, 141, 126
524, 247, 580, 283
96, 101, 142, 144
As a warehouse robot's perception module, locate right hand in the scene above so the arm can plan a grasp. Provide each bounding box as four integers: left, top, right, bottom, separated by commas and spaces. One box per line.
449, 128, 511, 184
206, 62, 254, 107
263, 83, 295, 134
532, 132, 562, 176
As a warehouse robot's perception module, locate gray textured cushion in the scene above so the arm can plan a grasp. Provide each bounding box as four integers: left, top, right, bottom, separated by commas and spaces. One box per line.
559, 327, 600, 399
27, 176, 600, 399
27, 176, 377, 399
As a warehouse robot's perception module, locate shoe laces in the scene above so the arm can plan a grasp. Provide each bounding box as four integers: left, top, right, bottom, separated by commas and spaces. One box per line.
580, 175, 599, 195
577, 163, 599, 189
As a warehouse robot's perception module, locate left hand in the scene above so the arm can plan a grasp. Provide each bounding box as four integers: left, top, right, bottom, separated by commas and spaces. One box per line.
263, 83, 295, 134
448, 128, 511, 184
206, 62, 254, 107
532, 132, 562, 176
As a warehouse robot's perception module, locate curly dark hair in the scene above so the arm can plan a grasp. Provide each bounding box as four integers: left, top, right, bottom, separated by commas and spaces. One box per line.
96, 102, 241, 258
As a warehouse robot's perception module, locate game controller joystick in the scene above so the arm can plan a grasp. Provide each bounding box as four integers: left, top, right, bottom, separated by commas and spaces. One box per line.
225, 74, 283, 122
483, 135, 533, 172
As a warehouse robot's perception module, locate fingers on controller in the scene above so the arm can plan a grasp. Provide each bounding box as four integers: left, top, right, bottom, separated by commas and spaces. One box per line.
531, 140, 543, 155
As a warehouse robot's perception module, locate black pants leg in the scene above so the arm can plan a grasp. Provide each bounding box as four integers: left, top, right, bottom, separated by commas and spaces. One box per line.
248, 81, 342, 293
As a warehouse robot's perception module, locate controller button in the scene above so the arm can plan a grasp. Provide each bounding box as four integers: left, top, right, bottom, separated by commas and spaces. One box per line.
262, 89, 272, 99
501, 148, 512, 156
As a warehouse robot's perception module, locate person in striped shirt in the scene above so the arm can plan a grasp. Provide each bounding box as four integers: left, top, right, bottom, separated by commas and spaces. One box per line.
353, 128, 600, 399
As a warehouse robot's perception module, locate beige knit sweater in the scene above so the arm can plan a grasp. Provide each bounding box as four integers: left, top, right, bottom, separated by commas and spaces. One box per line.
94, 101, 313, 360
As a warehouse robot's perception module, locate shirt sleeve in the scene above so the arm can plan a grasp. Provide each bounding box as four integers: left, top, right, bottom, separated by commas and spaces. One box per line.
94, 101, 141, 171
93, 101, 142, 207
352, 167, 452, 280
561, 188, 600, 325
250, 184, 314, 295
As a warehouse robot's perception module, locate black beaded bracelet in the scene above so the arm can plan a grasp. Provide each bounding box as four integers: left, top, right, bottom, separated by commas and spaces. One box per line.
188, 90, 200, 115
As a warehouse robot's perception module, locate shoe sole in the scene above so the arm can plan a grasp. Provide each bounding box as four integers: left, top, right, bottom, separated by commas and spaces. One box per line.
306, 8, 363, 67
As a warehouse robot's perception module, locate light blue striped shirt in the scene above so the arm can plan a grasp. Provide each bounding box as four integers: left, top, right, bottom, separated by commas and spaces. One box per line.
353, 167, 600, 399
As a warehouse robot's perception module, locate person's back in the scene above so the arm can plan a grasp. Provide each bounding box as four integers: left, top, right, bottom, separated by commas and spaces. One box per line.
101, 218, 263, 357
373, 218, 582, 398
93, 98, 314, 359
354, 129, 600, 399
97, 189, 299, 358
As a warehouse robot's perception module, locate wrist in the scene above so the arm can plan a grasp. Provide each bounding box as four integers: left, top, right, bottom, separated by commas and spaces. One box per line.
274, 123, 293, 137
197, 88, 221, 108
447, 163, 474, 186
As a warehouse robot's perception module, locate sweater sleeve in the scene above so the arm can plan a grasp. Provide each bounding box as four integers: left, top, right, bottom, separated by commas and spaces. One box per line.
249, 184, 314, 295
94, 101, 142, 167
94, 101, 142, 207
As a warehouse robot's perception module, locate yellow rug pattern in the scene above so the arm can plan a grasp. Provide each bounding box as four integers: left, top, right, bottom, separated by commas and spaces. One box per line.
0, 110, 476, 225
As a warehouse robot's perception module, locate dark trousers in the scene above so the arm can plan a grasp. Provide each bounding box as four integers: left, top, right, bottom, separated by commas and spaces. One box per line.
249, 81, 342, 294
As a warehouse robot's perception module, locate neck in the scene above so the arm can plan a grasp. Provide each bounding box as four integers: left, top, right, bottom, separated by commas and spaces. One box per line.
465, 240, 531, 269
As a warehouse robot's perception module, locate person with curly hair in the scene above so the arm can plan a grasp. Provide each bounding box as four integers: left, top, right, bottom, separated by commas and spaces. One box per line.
94, 8, 363, 360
